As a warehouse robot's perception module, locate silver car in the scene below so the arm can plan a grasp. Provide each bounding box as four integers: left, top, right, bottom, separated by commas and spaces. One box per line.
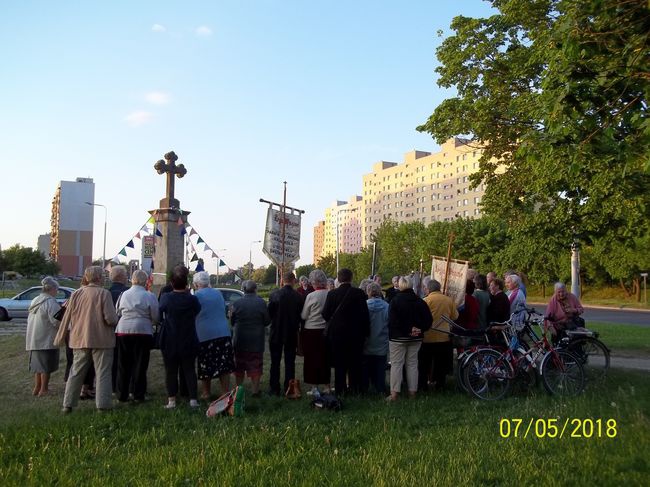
0, 286, 75, 321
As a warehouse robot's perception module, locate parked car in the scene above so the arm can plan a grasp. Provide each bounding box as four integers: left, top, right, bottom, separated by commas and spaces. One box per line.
215, 287, 244, 317
0, 286, 75, 321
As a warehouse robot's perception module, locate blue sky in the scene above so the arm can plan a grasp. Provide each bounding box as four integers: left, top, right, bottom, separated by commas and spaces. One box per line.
1, 0, 495, 273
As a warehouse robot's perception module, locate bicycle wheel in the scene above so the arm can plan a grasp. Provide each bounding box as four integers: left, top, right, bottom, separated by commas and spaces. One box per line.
567, 337, 610, 383
456, 348, 501, 394
541, 350, 585, 396
463, 350, 513, 400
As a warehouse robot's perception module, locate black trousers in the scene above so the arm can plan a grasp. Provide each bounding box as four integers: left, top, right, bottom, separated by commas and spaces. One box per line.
330, 340, 363, 395
117, 335, 151, 401
163, 354, 197, 399
418, 341, 453, 391
269, 341, 296, 394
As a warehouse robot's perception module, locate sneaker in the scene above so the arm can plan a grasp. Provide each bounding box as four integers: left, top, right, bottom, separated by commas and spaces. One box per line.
164, 402, 176, 409
306, 387, 319, 396
189, 399, 200, 408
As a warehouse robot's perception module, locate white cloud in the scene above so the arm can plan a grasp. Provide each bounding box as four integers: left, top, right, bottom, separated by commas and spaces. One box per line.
195, 25, 213, 37
145, 91, 171, 105
124, 111, 153, 127
152, 24, 166, 32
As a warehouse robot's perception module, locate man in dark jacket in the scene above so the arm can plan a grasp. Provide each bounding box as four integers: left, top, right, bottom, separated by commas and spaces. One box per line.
268, 272, 304, 395
321, 268, 371, 395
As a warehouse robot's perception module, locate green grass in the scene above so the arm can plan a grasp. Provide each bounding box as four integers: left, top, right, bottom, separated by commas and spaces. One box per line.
588, 323, 650, 356
0, 335, 649, 485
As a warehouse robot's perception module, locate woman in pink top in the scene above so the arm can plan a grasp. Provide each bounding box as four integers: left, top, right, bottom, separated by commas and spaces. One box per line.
545, 282, 584, 337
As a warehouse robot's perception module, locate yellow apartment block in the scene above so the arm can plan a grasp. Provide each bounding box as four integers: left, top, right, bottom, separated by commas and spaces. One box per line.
313, 138, 486, 263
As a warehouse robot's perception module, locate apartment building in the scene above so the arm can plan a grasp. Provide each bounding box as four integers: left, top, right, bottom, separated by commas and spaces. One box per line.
50, 177, 95, 277
313, 220, 325, 265
313, 138, 486, 262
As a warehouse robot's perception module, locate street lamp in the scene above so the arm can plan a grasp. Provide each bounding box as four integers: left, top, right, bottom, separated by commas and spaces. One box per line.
249, 240, 261, 279
214, 249, 227, 285
86, 202, 107, 269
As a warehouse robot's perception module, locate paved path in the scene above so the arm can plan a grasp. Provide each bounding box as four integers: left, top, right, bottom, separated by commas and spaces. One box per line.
530, 304, 650, 327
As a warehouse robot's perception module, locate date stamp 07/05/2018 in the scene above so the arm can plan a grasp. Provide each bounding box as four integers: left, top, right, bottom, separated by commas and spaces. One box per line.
499, 418, 618, 439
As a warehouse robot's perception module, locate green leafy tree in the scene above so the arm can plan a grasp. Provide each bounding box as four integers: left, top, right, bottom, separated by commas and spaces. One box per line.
263, 264, 277, 285
295, 264, 315, 280
2, 244, 54, 277
316, 254, 336, 278
418, 0, 650, 249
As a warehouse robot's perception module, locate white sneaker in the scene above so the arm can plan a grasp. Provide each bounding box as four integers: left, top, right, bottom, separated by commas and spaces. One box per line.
306, 387, 319, 396
189, 399, 200, 408
164, 402, 176, 409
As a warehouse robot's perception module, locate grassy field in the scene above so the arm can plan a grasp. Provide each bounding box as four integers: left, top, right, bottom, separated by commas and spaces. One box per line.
0, 335, 648, 486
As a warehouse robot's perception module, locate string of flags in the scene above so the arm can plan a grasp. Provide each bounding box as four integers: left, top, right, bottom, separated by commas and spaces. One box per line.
107, 210, 237, 276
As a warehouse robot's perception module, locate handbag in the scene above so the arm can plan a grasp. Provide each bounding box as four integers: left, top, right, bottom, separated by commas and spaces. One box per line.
53, 298, 67, 321
152, 322, 163, 350
285, 379, 302, 399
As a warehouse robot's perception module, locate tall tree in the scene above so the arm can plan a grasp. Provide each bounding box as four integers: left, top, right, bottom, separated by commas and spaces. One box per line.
418, 0, 650, 249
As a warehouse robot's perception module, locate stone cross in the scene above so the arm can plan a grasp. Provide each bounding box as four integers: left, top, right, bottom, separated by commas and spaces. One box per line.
154, 151, 187, 208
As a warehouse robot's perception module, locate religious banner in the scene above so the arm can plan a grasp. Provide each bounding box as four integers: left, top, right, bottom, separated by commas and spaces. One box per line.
431, 256, 469, 308
262, 208, 301, 266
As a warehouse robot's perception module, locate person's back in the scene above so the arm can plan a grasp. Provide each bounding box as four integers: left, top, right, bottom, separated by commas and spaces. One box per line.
194, 287, 230, 342
388, 289, 432, 341
159, 291, 201, 358
322, 282, 370, 343
232, 293, 270, 353
365, 296, 389, 355
268, 284, 303, 345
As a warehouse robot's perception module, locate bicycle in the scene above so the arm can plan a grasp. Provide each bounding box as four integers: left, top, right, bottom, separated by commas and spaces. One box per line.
463, 314, 585, 400
554, 326, 610, 382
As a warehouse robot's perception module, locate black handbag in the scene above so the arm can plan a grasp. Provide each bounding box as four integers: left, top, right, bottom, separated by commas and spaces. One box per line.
53, 303, 66, 321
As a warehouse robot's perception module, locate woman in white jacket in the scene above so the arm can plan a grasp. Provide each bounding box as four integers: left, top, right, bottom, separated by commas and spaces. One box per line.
25, 277, 62, 396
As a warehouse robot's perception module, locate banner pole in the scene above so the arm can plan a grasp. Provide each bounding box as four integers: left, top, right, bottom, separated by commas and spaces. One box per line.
280, 181, 287, 285
443, 232, 455, 294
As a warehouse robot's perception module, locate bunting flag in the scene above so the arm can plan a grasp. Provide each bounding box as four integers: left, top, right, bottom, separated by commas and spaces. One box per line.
218, 259, 225, 267
126, 240, 135, 249
177, 216, 184, 226
112, 257, 121, 264
180, 226, 187, 236
204, 244, 212, 252
147, 216, 155, 224
195, 261, 205, 272
234, 274, 242, 283
140, 225, 149, 233
197, 236, 205, 245
189, 228, 197, 236
119, 248, 127, 256
135, 232, 141, 239
155, 225, 163, 237
211, 251, 218, 259
190, 253, 198, 262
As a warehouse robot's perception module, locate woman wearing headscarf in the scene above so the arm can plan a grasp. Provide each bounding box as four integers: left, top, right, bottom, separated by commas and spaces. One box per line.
26, 277, 62, 396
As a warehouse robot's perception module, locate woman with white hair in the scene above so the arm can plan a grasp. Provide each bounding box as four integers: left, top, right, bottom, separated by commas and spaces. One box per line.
505, 274, 527, 325
115, 269, 159, 402
545, 282, 584, 336
193, 271, 235, 400
25, 277, 62, 396
300, 269, 331, 395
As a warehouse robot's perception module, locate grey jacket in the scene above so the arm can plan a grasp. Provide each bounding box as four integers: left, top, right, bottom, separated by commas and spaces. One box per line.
26, 293, 61, 351
231, 294, 270, 353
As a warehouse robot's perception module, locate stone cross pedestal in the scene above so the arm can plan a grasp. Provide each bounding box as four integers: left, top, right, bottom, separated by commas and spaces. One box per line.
150, 151, 189, 288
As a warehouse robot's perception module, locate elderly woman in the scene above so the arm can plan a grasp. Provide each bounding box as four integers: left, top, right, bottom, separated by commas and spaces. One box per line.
296, 275, 314, 298
192, 271, 234, 400
363, 282, 389, 394
545, 282, 585, 336
58, 266, 118, 413
26, 277, 62, 396
159, 265, 201, 409
231, 280, 270, 396
109, 265, 129, 394
505, 273, 527, 326
299, 269, 331, 395
115, 269, 159, 402
387, 276, 432, 400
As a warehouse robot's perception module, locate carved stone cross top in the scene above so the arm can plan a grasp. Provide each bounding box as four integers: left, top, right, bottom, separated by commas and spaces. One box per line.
154, 151, 187, 207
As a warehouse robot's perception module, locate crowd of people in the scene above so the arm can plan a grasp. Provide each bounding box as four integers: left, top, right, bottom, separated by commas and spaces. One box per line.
24, 263, 584, 412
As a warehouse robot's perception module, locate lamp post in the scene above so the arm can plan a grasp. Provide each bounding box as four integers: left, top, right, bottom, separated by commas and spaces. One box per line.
335, 207, 358, 276
214, 249, 227, 285
249, 240, 261, 279
86, 202, 107, 269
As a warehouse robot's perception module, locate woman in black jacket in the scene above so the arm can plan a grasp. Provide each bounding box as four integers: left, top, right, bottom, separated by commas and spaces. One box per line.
387, 276, 432, 401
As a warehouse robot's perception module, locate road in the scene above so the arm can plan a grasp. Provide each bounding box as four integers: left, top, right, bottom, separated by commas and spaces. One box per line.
529, 304, 650, 327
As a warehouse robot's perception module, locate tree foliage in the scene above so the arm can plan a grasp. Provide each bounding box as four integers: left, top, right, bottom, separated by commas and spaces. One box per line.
1, 244, 60, 277
418, 0, 650, 248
